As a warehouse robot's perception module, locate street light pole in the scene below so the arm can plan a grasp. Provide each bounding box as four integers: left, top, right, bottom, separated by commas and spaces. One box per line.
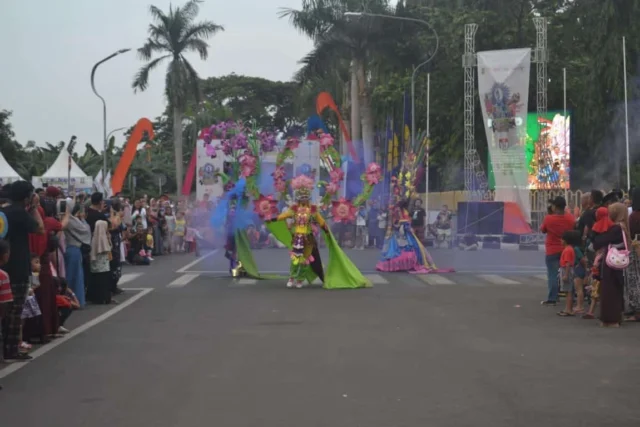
105, 126, 128, 171
90, 48, 131, 186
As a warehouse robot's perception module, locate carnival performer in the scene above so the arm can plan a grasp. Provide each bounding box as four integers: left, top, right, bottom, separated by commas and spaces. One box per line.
265, 175, 371, 290
376, 199, 443, 273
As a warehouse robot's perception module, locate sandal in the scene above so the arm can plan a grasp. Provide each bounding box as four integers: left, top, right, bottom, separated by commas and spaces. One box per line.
582, 313, 595, 319
557, 311, 575, 317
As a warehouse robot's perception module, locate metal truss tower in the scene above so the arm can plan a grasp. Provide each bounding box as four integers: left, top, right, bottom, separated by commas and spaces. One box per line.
462, 24, 488, 198
533, 18, 548, 120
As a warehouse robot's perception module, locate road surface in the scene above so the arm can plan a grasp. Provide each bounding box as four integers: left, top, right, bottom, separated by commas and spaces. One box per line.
1, 248, 639, 427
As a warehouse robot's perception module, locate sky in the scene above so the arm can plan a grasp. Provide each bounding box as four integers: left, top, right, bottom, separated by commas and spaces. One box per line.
0, 0, 319, 153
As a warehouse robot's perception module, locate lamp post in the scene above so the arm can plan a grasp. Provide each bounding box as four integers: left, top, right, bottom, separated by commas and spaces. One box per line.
345, 11, 439, 232
90, 48, 131, 184
106, 126, 127, 171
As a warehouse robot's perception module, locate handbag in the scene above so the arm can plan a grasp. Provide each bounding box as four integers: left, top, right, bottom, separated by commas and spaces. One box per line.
606, 229, 630, 270
66, 228, 91, 258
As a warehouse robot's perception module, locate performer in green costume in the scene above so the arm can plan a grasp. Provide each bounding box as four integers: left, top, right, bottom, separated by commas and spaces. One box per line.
263, 174, 371, 290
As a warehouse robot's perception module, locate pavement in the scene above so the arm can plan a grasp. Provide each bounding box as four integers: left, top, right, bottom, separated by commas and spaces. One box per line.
1, 248, 640, 427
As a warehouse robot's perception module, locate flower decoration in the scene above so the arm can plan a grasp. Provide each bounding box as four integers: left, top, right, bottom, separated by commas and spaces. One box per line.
331, 198, 357, 223
274, 179, 287, 193
205, 143, 216, 158
272, 166, 286, 181
220, 139, 233, 156
258, 131, 278, 152
319, 133, 334, 151
253, 194, 279, 220
239, 153, 257, 177
285, 137, 300, 150
329, 168, 344, 183
365, 162, 382, 185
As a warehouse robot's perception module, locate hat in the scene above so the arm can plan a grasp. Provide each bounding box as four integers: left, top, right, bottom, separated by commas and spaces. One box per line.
45, 186, 62, 198
603, 189, 623, 205
548, 196, 566, 210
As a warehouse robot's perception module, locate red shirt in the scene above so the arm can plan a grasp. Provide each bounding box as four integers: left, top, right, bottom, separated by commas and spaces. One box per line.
0, 268, 13, 303
560, 245, 575, 267
29, 206, 47, 256
56, 294, 71, 308
540, 213, 575, 255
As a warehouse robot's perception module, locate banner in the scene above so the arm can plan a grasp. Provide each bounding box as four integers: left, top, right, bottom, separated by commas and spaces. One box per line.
477, 48, 531, 222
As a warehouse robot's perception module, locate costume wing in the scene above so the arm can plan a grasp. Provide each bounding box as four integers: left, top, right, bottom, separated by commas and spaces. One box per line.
235, 229, 284, 280
321, 228, 372, 289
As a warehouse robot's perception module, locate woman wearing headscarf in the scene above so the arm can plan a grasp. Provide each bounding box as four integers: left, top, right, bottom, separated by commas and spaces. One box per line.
624, 188, 640, 321
87, 220, 113, 304
63, 204, 91, 307
592, 203, 628, 327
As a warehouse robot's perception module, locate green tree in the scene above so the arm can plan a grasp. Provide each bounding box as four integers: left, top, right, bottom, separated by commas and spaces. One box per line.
132, 0, 224, 191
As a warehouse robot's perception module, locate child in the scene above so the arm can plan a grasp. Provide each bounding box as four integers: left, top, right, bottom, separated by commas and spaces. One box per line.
55, 277, 79, 333
557, 231, 583, 317
20, 254, 43, 350
145, 226, 155, 261
174, 211, 186, 252
184, 215, 196, 253
163, 206, 175, 254
583, 207, 613, 320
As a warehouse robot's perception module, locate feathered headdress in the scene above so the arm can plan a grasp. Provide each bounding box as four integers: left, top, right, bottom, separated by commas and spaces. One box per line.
291, 174, 314, 201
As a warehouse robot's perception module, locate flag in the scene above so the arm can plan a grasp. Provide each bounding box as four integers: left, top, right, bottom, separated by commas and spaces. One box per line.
477, 48, 531, 221
93, 170, 104, 195
104, 171, 112, 197
403, 92, 411, 151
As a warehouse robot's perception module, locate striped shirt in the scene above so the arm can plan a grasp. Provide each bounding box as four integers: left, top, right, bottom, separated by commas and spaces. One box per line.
0, 268, 13, 303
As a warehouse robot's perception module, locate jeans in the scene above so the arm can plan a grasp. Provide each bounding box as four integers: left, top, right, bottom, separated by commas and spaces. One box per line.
545, 253, 561, 302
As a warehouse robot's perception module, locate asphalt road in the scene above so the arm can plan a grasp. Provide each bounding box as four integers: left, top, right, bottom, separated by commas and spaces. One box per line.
1, 248, 639, 427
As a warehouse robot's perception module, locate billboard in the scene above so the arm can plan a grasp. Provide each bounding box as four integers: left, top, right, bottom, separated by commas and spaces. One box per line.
488, 111, 571, 190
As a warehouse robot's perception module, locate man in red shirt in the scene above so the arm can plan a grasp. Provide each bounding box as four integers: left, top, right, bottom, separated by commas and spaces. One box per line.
540, 196, 575, 305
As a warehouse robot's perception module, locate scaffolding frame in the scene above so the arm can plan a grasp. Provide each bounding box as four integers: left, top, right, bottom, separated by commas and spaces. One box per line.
462, 19, 548, 201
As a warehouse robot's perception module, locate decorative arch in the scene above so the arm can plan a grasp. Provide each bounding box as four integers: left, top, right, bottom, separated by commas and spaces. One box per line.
111, 118, 154, 194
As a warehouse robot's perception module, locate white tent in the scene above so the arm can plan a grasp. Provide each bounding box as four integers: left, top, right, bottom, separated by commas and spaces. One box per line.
0, 151, 24, 185
32, 146, 92, 191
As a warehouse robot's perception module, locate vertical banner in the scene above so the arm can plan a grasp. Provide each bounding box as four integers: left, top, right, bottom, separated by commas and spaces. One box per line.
477, 48, 531, 222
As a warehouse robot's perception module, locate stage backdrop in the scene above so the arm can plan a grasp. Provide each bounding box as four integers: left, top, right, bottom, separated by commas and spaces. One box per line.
477, 48, 532, 222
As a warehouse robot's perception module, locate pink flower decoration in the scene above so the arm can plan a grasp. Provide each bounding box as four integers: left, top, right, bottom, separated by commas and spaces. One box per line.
366, 162, 381, 175
272, 166, 286, 180
329, 168, 344, 183
285, 137, 300, 150
326, 182, 339, 195
319, 133, 334, 150
205, 143, 216, 157
253, 194, 278, 220
331, 198, 356, 223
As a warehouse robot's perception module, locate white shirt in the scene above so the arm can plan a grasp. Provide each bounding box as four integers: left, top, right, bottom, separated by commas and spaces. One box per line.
132, 208, 148, 229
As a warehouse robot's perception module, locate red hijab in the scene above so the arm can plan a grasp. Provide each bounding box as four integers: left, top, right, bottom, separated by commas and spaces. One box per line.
591, 207, 614, 233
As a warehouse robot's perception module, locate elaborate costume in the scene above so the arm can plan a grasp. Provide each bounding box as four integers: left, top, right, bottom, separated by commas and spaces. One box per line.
376, 200, 441, 272
376, 150, 453, 274
265, 175, 371, 289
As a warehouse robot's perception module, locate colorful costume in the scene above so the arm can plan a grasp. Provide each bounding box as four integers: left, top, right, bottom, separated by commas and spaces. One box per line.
376, 203, 442, 273
266, 175, 371, 289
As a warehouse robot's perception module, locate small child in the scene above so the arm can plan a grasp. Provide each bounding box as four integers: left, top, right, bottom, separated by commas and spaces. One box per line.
164, 206, 176, 254
20, 254, 44, 351
184, 214, 196, 253
583, 207, 613, 320
174, 211, 186, 252
0, 240, 12, 388
557, 231, 583, 317
145, 225, 155, 261
55, 277, 79, 333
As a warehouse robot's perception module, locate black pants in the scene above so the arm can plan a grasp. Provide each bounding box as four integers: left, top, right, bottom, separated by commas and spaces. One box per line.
58, 307, 72, 326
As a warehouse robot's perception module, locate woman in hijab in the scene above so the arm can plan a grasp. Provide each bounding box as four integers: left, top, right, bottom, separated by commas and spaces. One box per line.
87, 220, 113, 304
592, 203, 628, 327
624, 188, 640, 321
63, 204, 91, 307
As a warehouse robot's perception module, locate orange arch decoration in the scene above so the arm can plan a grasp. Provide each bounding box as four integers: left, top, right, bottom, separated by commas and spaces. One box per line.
111, 118, 154, 194
316, 92, 358, 162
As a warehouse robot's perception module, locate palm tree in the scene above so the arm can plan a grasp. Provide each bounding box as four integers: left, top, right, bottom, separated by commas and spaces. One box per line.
132, 0, 224, 189
279, 0, 395, 164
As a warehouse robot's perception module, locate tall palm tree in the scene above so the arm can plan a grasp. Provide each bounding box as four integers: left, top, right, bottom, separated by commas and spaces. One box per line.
132, 0, 224, 189
279, 0, 395, 164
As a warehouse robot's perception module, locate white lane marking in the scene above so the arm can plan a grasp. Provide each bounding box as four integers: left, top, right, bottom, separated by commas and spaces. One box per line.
167, 274, 200, 288
534, 274, 547, 281
364, 274, 388, 285
0, 288, 153, 380
418, 274, 456, 285
118, 273, 143, 285
176, 249, 219, 273
478, 274, 521, 285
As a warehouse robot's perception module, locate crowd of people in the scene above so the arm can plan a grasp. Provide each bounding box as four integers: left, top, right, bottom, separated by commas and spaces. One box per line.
0, 181, 219, 374
540, 189, 640, 327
